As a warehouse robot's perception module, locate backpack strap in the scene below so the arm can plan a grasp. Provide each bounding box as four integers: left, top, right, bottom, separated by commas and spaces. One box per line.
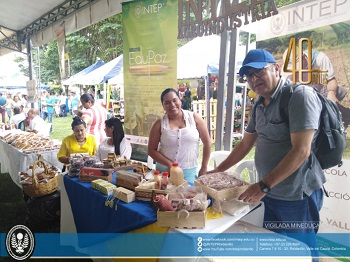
279, 83, 299, 125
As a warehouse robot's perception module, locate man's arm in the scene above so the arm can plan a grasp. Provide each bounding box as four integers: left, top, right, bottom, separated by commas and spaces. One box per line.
238, 129, 315, 204
326, 78, 339, 103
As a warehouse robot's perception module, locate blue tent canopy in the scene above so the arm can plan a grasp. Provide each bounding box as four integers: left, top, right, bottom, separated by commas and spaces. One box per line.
62, 60, 105, 85
81, 55, 123, 85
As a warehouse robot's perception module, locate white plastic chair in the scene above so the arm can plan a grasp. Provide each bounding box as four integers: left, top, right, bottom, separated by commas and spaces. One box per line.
233, 159, 257, 184
208, 150, 233, 171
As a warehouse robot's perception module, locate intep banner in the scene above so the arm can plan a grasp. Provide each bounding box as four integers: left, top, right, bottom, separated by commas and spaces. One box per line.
122, 0, 178, 142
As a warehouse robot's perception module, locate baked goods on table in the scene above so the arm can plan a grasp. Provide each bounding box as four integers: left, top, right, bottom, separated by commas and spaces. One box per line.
0, 131, 61, 153
102, 153, 151, 176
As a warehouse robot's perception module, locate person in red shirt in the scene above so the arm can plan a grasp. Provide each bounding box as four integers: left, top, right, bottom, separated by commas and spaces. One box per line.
79, 93, 107, 144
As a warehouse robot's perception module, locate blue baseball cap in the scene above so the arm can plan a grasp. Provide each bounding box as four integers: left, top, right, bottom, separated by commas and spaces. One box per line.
239, 49, 276, 77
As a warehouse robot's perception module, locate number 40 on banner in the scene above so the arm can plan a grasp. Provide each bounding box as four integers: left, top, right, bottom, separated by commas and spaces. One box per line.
283, 38, 327, 85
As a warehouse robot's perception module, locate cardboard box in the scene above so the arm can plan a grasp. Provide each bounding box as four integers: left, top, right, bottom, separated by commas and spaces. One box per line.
135, 180, 188, 201
100, 183, 116, 196
79, 167, 113, 183
157, 210, 206, 229
113, 187, 135, 203
91, 179, 116, 196
91, 179, 108, 190
116, 170, 143, 190
135, 187, 168, 201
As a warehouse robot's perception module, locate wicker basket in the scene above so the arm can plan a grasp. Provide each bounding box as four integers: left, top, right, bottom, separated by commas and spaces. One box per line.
22, 160, 58, 198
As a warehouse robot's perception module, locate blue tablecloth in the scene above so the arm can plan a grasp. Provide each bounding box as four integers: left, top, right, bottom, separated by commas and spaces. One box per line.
63, 175, 157, 233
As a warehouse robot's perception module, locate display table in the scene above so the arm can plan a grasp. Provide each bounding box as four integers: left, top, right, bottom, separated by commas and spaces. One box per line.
62, 174, 157, 233
61, 174, 262, 251
60, 174, 165, 258
0, 138, 63, 187
60, 175, 312, 261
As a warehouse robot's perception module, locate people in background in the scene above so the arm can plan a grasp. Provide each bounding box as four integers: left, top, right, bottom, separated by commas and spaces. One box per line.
89, 85, 96, 97
12, 95, 22, 112
57, 116, 97, 165
70, 91, 79, 116
9, 106, 26, 128
95, 117, 132, 161
148, 88, 211, 183
59, 92, 67, 117
0, 92, 6, 123
97, 90, 103, 99
80, 93, 107, 144
182, 86, 192, 110
27, 108, 49, 137
5, 93, 13, 119
42, 91, 55, 132
209, 49, 324, 258
20, 94, 28, 108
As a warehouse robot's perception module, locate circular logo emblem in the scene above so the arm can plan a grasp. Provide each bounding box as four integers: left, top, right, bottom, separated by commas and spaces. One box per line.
135, 5, 142, 18
270, 13, 286, 35
6, 225, 35, 260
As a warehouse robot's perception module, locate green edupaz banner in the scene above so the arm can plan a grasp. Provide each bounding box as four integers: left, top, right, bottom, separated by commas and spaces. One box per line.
122, 0, 178, 142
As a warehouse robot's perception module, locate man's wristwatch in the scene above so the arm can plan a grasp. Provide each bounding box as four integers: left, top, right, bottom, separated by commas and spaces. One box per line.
259, 180, 271, 193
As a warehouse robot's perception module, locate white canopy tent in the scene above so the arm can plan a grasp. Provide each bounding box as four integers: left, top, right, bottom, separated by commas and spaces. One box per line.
177, 34, 249, 79
177, 35, 221, 79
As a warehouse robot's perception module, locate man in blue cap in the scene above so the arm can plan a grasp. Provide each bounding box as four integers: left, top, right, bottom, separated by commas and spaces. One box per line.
208, 49, 325, 260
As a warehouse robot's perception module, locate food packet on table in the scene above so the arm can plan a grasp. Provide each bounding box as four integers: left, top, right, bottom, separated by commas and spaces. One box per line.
167, 186, 210, 211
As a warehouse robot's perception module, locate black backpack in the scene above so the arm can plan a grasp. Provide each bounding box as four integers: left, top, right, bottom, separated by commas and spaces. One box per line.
279, 84, 346, 169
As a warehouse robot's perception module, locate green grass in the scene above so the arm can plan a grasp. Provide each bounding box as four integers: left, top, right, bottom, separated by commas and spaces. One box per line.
50, 114, 75, 141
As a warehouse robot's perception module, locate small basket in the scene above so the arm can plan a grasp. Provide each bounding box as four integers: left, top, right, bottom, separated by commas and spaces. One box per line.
22, 160, 58, 198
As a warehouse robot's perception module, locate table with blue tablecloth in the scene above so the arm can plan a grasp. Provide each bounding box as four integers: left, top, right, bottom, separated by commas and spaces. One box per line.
60, 173, 167, 261
61, 173, 298, 262
63, 174, 158, 233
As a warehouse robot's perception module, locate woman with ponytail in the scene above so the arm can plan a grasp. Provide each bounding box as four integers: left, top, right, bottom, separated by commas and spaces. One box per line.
95, 117, 132, 160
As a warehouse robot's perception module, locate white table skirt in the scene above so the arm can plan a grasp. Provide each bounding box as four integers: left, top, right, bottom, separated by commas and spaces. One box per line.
0, 137, 63, 187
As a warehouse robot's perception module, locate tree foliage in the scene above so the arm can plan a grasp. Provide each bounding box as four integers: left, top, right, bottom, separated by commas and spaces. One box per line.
16, 13, 123, 85
66, 13, 123, 76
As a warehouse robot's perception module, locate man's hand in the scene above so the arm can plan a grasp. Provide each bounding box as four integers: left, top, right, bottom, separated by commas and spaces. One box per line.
206, 167, 220, 174
198, 166, 207, 177
238, 183, 266, 205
